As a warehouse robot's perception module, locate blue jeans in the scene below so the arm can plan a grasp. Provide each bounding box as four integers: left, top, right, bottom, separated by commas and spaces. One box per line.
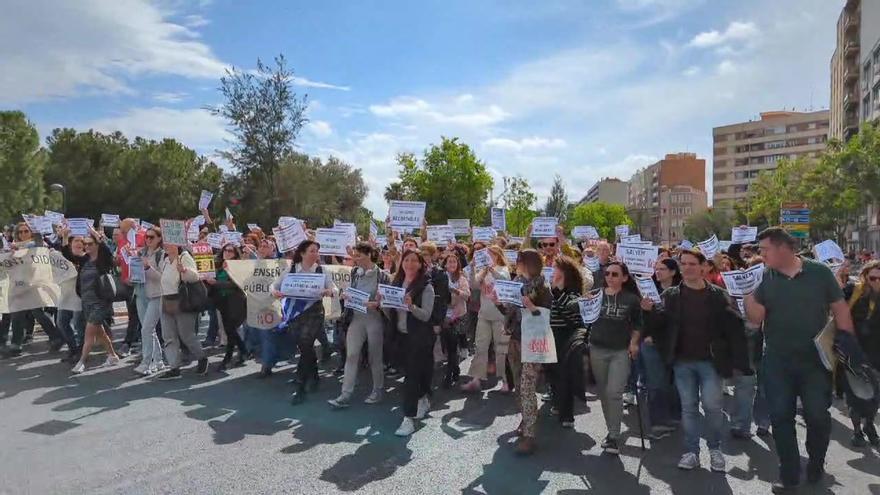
641, 342, 678, 428
731, 373, 771, 432
674, 360, 724, 454
204, 303, 219, 342
762, 351, 832, 485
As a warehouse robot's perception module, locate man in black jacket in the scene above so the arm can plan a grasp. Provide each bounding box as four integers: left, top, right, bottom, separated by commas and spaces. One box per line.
643, 249, 749, 474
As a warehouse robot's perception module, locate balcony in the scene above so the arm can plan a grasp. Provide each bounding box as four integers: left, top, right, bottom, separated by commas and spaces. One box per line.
845, 67, 858, 82
845, 90, 858, 108
845, 13, 858, 34
845, 40, 859, 57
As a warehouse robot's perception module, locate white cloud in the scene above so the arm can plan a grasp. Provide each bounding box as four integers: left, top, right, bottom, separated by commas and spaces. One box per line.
291, 76, 351, 91
683, 66, 701, 77
369, 96, 509, 128
306, 120, 333, 138
153, 91, 188, 103
182, 14, 210, 28
87, 107, 229, 152
482, 136, 567, 152
688, 21, 760, 49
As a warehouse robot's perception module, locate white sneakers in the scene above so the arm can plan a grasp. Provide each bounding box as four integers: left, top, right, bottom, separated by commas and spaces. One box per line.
71, 361, 86, 374
103, 355, 120, 367
622, 392, 637, 406
133, 363, 150, 376
415, 397, 430, 419
677, 451, 726, 472
395, 417, 416, 437
364, 390, 382, 405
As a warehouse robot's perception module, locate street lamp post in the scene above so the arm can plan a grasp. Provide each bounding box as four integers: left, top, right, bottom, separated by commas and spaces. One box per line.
49, 183, 66, 214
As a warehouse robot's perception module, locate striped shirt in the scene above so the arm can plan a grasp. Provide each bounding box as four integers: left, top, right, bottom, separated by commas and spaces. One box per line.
550, 288, 583, 344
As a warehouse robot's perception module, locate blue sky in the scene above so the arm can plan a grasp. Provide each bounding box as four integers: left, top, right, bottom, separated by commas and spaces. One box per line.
1, 0, 843, 217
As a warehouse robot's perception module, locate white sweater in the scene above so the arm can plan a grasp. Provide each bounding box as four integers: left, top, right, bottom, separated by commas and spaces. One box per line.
159, 252, 200, 296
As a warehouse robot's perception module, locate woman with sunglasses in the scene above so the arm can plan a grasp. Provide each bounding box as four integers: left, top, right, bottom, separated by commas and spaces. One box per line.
589, 261, 643, 455
846, 260, 880, 446
132, 227, 166, 375
205, 243, 248, 371
461, 245, 511, 393
62, 226, 121, 373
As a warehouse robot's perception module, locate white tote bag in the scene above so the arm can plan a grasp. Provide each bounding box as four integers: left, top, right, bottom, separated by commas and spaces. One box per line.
521, 307, 558, 364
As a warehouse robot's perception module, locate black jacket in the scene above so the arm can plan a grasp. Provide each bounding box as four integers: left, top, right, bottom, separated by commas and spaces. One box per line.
62, 241, 116, 297
428, 265, 450, 326
386, 274, 434, 338
645, 282, 750, 378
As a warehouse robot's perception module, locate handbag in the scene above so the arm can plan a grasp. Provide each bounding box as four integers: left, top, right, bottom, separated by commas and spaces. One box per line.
520, 307, 558, 364
96, 271, 130, 302
179, 280, 210, 313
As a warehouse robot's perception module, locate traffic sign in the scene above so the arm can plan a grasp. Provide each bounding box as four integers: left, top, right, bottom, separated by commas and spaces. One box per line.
780, 215, 810, 224
781, 209, 811, 216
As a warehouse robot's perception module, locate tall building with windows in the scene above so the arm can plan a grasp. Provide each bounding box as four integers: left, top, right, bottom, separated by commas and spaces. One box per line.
712, 110, 829, 217
830, 0, 861, 142
854, 0, 880, 251
626, 153, 706, 244
578, 178, 628, 205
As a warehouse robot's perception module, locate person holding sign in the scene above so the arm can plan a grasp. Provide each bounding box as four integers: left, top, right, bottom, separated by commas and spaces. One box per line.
377, 250, 436, 437
461, 246, 511, 394
547, 256, 588, 429
588, 261, 643, 455
328, 243, 392, 409
115, 218, 144, 357
492, 249, 552, 455
205, 243, 248, 371
62, 225, 121, 374
131, 226, 167, 376
271, 240, 337, 404
642, 249, 748, 473
439, 252, 471, 389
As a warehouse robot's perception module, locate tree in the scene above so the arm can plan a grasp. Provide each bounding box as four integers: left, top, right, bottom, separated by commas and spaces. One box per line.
566, 202, 633, 240
543, 174, 568, 221
383, 137, 494, 224
503, 176, 538, 236
683, 208, 734, 242
745, 157, 813, 228
207, 54, 308, 220
0, 111, 46, 223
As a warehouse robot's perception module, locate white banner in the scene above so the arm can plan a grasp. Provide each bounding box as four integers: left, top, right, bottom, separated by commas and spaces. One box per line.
206, 233, 223, 249
316, 228, 354, 257
616, 244, 658, 276
542, 266, 555, 283
44, 210, 65, 226
447, 219, 471, 236
721, 263, 765, 297
67, 218, 92, 237
620, 234, 642, 245
494, 280, 523, 306
503, 249, 518, 265
491, 208, 507, 231
389, 200, 426, 229
679, 240, 694, 250
572, 226, 599, 240
473, 248, 491, 269
279, 272, 326, 299
101, 213, 121, 228
225, 259, 291, 329
369, 220, 379, 239
531, 217, 558, 237
0, 248, 78, 313
731, 226, 758, 244
128, 257, 145, 284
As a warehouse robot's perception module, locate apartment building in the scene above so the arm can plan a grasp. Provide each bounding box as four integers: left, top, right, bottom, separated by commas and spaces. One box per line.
855, 0, 880, 251
626, 153, 706, 244
712, 110, 829, 217
829, 0, 861, 142
578, 178, 629, 205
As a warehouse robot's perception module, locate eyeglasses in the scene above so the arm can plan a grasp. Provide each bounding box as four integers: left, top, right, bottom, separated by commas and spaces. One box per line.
869, 276, 880, 282
539, 242, 557, 248
145, 235, 157, 240
83, 241, 95, 247
604, 271, 622, 278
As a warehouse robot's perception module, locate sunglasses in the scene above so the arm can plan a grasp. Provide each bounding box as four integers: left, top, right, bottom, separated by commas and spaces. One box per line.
604, 271, 622, 278
539, 242, 557, 248
869, 276, 880, 282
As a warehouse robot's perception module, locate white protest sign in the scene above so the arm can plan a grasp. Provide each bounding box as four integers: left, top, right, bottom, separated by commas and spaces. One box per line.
186, 218, 201, 242
67, 218, 92, 237
494, 280, 523, 306
620, 234, 642, 245
274, 221, 307, 253
698, 234, 719, 259
44, 210, 65, 226
584, 256, 601, 272
378, 283, 407, 310
447, 219, 471, 236
141, 220, 155, 230
369, 220, 379, 239
388, 200, 426, 229
679, 240, 694, 250
542, 266, 555, 283
159, 219, 187, 246
247, 223, 259, 232
491, 208, 507, 231
101, 214, 120, 228
34, 216, 53, 235
572, 226, 600, 240
225, 208, 233, 221
814, 240, 845, 263
721, 264, 765, 297
316, 228, 354, 257
128, 257, 145, 284
280, 272, 326, 299
126, 227, 137, 247
225, 259, 291, 329
473, 248, 491, 269
334, 220, 358, 239
578, 292, 603, 324
278, 216, 300, 228
344, 287, 370, 314
472, 227, 496, 242
636, 277, 661, 304
616, 244, 659, 276
198, 190, 214, 210
427, 225, 455, 243
531, 217, 558, 238
504, 249, 518, 265
223, 231, 243, 247
509, 236, 525, 245
321, 264, 352, 320
206, 233, 223, 249
731, 226, 758, 244
615, 225, 630, 237
719, 240, 733, 252
0, 247, 78, 312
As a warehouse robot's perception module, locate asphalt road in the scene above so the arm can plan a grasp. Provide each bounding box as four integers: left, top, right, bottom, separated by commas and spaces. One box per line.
1, 324, 878, 495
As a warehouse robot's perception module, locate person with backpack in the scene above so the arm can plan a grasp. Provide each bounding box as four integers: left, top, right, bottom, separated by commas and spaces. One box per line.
61, 225, 121, 374
132, 226, 166, 376
328, 242, 390, 408
155, 243, 208, 379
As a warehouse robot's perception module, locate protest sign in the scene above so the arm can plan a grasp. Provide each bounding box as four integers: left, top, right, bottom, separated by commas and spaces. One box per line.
192, 243, 215, 280
278, 216, 299, 228
427, 225, 455, 243
0, 248, 78, 312
247, 223, 259, 232
584, 256, 600, 272
206, 233, 223, 250
316, 228, 354, 257
814, 240, 845, 263
494, 280, 524, 306
698, 234, 720, 258
471, 227, 496, 242
504, 249, 518, 265
531, 217, 558, 237
44, 210, 65, 226
369, 220, 379, 239
160, 219, 187, 246
274, 221, 307, 253
719, 240, 732, 252
198, 190, 213, 210
126, 227, 137, 247
721, 264, 765, 297
578, 291, 603, 324
616, 244, 659, 276
225, 259, 291, 329
186, 220, 201, 242
321, 264, 351, 320
378, 284, 408, 310
572, 226, 600, 240
473, 248, 491, 269
731, 226, 758, 244
223, 231, 243, 247
280, 272, 326, 299
491, 208, 507, 231
447, 219, 471, 236
521, 307, 557, 364
542, 266, 555, 283
636, 276, 661, 304
225, 208, 233, 221
67, 218, 92, 237
679, 240, 694, 250
35, 216, 53, 235
615, 225, 630, 237
620, 234, 642, 245
509, 236, 525, 245
388, 200, 426, 229
141, 220, 155, 230
101, 214, 121, 228
344, 287, 370, 314
128, 256, 145, 284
